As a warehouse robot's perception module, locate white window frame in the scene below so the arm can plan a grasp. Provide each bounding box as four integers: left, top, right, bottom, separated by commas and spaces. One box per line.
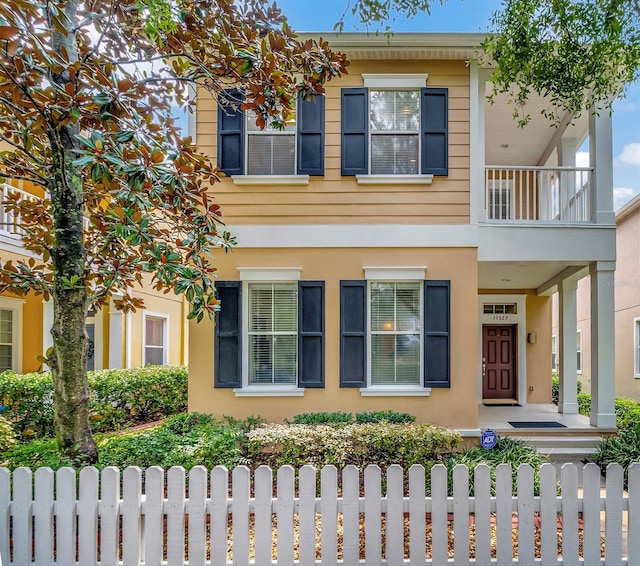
142, 312, 169, 366
634, 318, 640, 378
0, 296, 23, 372
576, 329, 582, 374
361, 266, 430, 396
236, 267, 304, 397
551, 334, 558, 372
356, 74, 433, 186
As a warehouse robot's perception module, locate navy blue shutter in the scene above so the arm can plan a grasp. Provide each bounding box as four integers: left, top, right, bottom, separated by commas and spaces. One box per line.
421, 88, 448, 176
214, 281, 242, 388
423, 280, 451, 388
297, 95, 325, 176
341, 88, 369, 176
298, 281, 325, 387
340, 281, 367, 387
217, 90, 244, 176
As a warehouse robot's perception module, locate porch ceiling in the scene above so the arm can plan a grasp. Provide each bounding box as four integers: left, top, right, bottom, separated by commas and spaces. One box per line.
478, 261, 587, 290
485, 85, 590, 167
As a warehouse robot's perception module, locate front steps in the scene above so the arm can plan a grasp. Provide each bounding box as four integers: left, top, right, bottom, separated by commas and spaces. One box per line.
510, 434, 604, 462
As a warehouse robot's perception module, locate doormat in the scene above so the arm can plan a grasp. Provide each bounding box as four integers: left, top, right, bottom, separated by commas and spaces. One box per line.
508, 421, 567, 428
483, 403, 521, 407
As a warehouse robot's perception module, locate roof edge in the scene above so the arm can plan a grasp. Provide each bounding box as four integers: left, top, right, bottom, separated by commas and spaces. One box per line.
616, 193, 640, 224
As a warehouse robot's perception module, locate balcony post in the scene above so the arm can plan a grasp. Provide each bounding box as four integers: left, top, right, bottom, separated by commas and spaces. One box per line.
589, 110, 615, 224
471, 64, 490, 224
589, 261, 616, 427
558, 278, 579, 414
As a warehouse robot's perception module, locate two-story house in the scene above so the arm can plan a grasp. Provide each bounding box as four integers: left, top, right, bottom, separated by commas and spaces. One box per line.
0, 180, 189, 373
188, 33, 617, 438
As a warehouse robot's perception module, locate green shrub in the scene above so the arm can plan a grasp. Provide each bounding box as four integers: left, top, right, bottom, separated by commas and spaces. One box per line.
551, 374, 582, 405
594, 424, 640, 486
2, 412, 247, 471
286, 412, 353, 425
450, 437, 547, 495
613, 398, 640, 433
245, 422, 460, 470
98, 412, 244, 469
355, 410, 416, 424
1, 437, 75, 469
0, 415, 16, 451
577, 392, 591, 416
0, 366, 187, 440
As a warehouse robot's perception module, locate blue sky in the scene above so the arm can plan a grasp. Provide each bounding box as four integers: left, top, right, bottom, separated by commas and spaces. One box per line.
273, 0, 640, 210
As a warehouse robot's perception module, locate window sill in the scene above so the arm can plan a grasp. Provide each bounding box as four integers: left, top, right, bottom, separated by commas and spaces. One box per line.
356, 175, 434, 186
233, 386, 305, 397
359, 387, 432, 397
232, 175, 310, 186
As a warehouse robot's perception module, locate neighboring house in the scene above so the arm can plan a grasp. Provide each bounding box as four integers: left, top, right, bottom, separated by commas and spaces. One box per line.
0, 181, 189, 373
188, 33, 617, 435
553, 194, 640, 401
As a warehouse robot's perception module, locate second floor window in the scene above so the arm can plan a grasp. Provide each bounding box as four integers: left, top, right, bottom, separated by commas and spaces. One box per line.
218, 90, 325, 177
370, 90, 420, 175
246, 112, 297, 175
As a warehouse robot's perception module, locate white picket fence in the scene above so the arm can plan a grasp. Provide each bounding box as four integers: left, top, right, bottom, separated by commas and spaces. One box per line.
0, 462, 638, 565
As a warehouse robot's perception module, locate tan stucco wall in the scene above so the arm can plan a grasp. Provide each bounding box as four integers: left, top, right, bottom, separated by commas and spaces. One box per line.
197, 59, 470, 225
189, 247, 478, 429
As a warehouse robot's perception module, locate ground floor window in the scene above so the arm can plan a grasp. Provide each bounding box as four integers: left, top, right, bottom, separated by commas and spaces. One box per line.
576, 330, 582, 374
144, 314, 168, 365
370, 281, 422, 385
248, 282, 298, 385
551, 334, 557, 372
0, 308, 14, 372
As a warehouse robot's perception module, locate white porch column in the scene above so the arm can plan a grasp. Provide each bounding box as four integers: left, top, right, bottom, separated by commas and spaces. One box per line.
558, 278, 579, 414
589, 110, 615, 224
470, 64, 490, 224
108, 307, 123, 369
589, 261, 616, 427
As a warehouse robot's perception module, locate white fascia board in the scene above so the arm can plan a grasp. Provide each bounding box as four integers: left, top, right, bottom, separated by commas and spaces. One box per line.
228, 224, 478, 248
478, 225, 616, 262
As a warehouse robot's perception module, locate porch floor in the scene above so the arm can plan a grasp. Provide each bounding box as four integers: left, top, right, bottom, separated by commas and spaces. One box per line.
478, 403, 616, 435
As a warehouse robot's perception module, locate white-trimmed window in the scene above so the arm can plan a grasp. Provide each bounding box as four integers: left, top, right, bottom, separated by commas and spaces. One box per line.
247, 282, 298, 385
143, 313, 168, 365
487, 181, 515, 220
246, 110, 297, 175
0, 297, 22, 372
551, 334, 557, 372
576, 330, 582, 374
369, 281, 422, 385
634, 318, 640, 377
370, 90, 420, 175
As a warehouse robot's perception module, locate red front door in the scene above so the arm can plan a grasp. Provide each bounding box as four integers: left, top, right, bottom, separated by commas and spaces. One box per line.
482, 325, 517, 400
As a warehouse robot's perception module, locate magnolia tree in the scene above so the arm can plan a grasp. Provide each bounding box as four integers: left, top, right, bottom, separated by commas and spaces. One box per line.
0, 0, 347, 463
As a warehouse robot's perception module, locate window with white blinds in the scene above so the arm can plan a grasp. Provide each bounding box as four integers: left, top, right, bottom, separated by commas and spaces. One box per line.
248, 282, 298, 385
370, 90, 420, 175
370, 282, 421, 385
0, 309, 13, 372
246, 112, 296, 175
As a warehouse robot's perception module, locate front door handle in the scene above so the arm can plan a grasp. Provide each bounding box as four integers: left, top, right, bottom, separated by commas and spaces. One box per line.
482, 357, 486, 377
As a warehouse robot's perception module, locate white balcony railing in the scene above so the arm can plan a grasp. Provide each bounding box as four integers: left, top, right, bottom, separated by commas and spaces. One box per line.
484, 166, 593, 223
0, 183, 37, 239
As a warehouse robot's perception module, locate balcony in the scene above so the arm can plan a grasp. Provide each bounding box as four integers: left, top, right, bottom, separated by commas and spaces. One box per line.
484, 166, 593, 224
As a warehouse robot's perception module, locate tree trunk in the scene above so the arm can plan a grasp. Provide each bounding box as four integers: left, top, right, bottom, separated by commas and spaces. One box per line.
47, 0, 98, 465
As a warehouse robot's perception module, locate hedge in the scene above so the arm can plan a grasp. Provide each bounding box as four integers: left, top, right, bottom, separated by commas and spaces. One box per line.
0, 366, 187, 440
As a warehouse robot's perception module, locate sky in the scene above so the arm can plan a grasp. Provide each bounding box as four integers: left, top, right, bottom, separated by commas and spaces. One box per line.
271, 0, 640, 211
